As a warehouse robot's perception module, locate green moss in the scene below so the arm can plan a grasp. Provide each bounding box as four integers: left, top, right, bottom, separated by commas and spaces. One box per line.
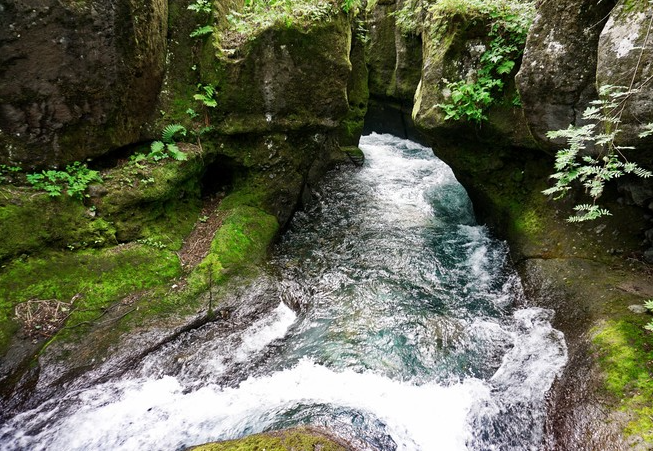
189, 428, 348, 451
0, 244, 182, 347
593, 318, 653, 442
0, 187, 117, 260
510, 200, 543, 236
621, 0, 650, 14
97, 149, 204, 247
189, 202, 279, 290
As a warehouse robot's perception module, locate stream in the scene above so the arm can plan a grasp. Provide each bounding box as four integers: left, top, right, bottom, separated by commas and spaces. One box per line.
0, 133, 568, 450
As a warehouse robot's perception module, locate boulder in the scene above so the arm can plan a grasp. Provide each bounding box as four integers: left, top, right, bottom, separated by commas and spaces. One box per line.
0, 0, 167, 168
516, 0, 617, 148
214, 14, 353, 135
596, 0, 653, 147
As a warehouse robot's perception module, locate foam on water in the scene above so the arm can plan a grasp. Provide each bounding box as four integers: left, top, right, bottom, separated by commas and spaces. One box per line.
0, 134, 567, 450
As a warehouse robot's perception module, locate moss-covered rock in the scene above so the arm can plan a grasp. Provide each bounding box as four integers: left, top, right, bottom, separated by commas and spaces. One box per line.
188, 202, 279, 291
0, 187, 116, 261
0, 243, 181, 366
336, 21, 370, 147
213, 12, 353, 135
93, 144, 205, 246
187, 427, 351, 451
411, 1, 535, 148
366, 0, 422, 103
363, 0, 422, 138
593, 317, 653, 445
0, 0, 168, 168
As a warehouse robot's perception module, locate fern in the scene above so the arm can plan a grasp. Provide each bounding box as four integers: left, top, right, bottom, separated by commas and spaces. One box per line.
190, 25, 214, 38
188, 0, 212, 14
149, 124, 189, 162
639, 123, 653, 138
194, 84, 218, 108
166, 143, 188, 161
566, 204, 612, 223
161, 124, 187, 143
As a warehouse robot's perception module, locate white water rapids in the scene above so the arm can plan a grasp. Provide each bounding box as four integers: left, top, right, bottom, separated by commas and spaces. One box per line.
0, 134, 567, 450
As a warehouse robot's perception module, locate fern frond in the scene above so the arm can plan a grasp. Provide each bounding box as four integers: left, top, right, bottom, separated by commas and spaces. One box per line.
150, 140, 165, 153
166, 143, 188, 161
161, 124, 187, 143
567, 204, 612, 222
639, 123, 653, 138
190, 25, 214, 38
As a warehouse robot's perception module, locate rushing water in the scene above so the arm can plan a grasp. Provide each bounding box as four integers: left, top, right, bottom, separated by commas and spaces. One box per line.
0, 134, 567, 450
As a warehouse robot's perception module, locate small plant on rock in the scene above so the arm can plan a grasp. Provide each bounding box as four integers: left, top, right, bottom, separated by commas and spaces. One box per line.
644, 300, 653, 332
194, 84, 218, 108
434, 0, 534, 123
149, 124, 189, 162
187, 0, 212, 14
0, 164, 23, 184
188, 0, 214, 38
26, 162, 102, 200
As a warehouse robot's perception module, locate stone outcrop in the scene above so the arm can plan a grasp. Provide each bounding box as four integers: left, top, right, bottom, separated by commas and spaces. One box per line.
364, 0, 422, 138
411, 7, 534, 149
215, 16, 353, 135
0, 0, 168, 168
597, 0, 653, 147
516, 0, 617, 148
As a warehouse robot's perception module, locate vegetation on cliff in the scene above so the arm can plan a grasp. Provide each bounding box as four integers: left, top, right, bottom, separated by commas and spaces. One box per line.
1, 0, 653, 448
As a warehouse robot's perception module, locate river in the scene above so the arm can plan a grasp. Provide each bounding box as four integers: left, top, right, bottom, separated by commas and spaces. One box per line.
0, 133, 567, 450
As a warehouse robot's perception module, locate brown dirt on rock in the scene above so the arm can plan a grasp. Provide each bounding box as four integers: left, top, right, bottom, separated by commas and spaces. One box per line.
178, 194, 226, 271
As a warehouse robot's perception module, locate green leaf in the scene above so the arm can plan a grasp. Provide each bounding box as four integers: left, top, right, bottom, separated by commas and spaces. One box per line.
161, 124, 187, 143
150, 140, 165, 153
166, 144, 188, 161
190, 25, 214, 38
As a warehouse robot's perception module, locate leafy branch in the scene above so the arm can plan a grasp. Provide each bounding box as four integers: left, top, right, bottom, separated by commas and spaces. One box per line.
543, 85, 653, 222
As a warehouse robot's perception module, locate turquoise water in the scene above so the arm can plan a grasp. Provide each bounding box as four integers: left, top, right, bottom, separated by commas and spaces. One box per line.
0, 134, 567, 450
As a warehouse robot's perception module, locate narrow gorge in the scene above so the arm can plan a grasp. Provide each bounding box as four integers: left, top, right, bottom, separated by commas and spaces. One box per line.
0, 0, 652, 449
